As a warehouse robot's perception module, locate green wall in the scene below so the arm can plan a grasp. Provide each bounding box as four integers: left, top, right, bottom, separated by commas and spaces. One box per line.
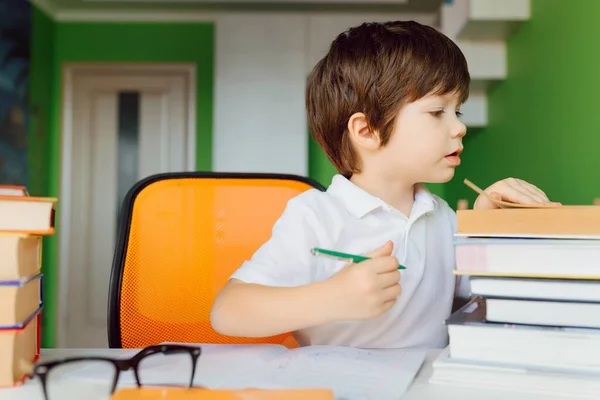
310, 0, 600, 206
32, 11, 214, 347
308, 135, 337, 187
52, 21, 214, 169
30, 6, 56, 348
446, 0, 600, 209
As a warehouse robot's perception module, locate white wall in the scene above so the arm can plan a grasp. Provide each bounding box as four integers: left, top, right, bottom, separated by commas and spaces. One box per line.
213, 14, 308, 175
212, 12, 437, 176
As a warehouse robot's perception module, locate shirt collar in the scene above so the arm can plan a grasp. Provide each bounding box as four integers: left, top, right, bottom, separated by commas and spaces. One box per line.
327, 174, 437, 219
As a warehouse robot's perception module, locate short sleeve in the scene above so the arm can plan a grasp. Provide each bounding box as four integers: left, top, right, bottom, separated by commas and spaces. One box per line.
448, 207, 471, 299
229, 196, 320, 287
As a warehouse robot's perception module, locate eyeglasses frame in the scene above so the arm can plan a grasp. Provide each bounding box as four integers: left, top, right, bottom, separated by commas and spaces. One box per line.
28, 344, 202, 399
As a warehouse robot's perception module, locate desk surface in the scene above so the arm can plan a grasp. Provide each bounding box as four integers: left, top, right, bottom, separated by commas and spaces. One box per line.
0, 348, 571, 400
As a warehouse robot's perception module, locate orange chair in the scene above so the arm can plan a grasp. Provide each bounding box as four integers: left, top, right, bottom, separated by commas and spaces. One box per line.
107, 172, 325, 349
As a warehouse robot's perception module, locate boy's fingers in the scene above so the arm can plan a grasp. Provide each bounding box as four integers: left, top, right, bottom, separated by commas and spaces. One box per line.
370, 256, 400, 273
491, 188, 536, 206
516, 180, 552, 204
516, 179, 549, 200
363, 240, 394, 258
378, 269, 401, 286
382, 283, 402, 301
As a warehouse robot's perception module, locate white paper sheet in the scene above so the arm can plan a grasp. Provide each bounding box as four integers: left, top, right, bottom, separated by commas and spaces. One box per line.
248, 345, 426, 400
61, 344, 426, 400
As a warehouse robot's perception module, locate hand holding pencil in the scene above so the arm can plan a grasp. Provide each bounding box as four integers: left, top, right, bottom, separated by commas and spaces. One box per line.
323, 241, 402, 320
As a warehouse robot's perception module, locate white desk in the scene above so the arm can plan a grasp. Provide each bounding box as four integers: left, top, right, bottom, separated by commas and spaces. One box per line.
0, 348, 572, 400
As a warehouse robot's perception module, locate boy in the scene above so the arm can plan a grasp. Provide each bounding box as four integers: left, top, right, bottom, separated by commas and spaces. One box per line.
210, 20, 555, 349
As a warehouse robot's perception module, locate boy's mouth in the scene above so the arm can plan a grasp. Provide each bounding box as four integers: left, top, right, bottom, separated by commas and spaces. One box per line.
446, 148, 462, 157
444, 148, 462, 166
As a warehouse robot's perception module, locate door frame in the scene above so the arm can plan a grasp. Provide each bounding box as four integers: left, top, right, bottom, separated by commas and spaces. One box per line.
57, 62, 197, 348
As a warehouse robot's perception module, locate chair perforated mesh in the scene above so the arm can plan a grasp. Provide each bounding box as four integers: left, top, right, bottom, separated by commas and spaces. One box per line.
108, 172, 324, 349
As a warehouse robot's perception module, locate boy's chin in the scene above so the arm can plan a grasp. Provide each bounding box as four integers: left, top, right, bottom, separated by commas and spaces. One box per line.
424, 169, 456, 184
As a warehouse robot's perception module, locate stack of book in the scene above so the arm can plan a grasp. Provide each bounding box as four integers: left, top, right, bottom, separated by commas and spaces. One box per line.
431, 203, 600, 397
0, 186, 56, 387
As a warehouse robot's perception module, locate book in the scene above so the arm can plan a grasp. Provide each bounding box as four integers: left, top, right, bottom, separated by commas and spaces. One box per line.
469, 276, 600, 302
0, 274, 42, 327
0, 309, 40, 387
111, 387, 335, 399
0, 233, 42, 281
444, 179, 600, 395
455, 206, 600, 238
430, 347, 600, 398
445, 297, 600, 372
0, 185, 28, 197
0, 186, 50, 387
0, 196, 56, 234
484, 297, 600, 328
454, 237, 600, 279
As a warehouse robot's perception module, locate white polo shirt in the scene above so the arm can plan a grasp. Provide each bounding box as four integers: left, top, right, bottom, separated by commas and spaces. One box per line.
230, 174, 469, 349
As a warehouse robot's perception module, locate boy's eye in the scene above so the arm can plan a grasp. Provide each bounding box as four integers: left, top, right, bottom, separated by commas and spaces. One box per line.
430, 110, 463, 118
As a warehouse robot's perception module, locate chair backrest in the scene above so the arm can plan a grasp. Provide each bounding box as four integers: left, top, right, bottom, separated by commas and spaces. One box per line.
108, 172, 325, 348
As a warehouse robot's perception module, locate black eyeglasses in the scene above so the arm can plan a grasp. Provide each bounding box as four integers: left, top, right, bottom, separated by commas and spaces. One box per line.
29, 344, 202, 400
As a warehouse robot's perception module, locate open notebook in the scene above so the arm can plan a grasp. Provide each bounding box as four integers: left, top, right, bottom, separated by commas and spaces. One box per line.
60, 344, 426, 400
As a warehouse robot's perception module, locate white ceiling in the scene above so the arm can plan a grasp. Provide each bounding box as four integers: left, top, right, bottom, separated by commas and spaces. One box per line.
40, 0, 444, 13
84, 0, 410, 3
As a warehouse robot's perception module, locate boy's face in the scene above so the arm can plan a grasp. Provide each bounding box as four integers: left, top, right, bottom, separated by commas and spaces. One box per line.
375, 91, 466, 184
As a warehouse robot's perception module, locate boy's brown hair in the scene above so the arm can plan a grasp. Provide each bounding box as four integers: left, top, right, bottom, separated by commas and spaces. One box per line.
306, 20, 470, 178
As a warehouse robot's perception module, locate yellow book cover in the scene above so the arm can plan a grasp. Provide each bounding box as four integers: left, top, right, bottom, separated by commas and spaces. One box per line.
111, 387, 335, 400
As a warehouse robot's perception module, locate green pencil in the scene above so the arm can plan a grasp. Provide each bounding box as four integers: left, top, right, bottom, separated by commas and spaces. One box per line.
311, 247, 406, 270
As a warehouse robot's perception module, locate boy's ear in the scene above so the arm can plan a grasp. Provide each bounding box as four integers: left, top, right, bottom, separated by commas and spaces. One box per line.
347, 112, 381, 150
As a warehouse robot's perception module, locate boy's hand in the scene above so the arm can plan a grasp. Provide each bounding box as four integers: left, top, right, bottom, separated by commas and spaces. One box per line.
327, 241, 402, 321
474, 177, 560, 210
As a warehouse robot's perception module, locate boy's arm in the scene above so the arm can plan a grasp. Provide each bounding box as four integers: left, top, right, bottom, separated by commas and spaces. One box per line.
210, 197, 401, 338
211, 278, 339, 337
210, 196, 333, 337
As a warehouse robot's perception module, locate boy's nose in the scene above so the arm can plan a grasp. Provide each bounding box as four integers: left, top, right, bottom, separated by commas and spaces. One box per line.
451, 120, 467, 138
